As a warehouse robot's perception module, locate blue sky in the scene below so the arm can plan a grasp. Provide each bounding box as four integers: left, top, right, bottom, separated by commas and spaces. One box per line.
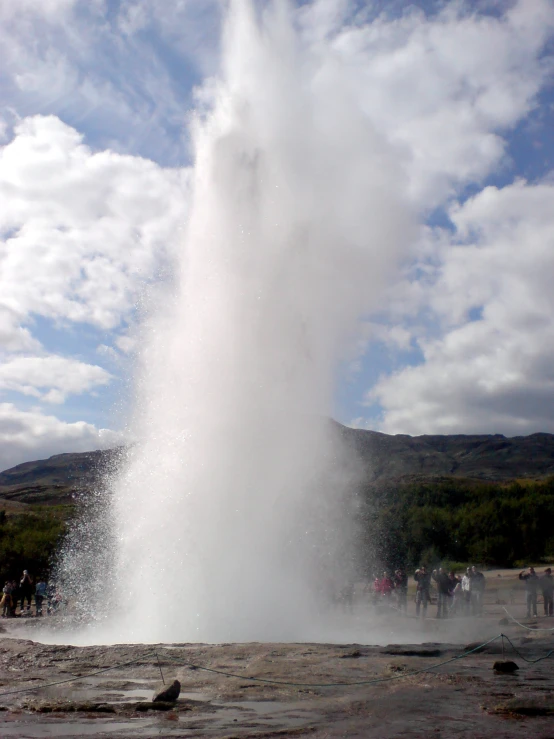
1, 0, 554, 471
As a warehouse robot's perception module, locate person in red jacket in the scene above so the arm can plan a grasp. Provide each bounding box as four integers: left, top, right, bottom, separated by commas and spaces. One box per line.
379, 572, 393, 600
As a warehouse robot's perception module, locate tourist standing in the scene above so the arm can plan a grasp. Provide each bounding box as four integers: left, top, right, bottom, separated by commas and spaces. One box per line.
414, 566, 431, 618
19, 570, 33, 614
519, 566, 539, 618
432, 568, 451, 618
393, 569, 408, 613
461, 568, 472, 615
1, 582, 12, 618
540, 568, 553, 617
379, 572, 393, 602
448, 572, 462, 615
470, 566, 486, 616
35, 579, 47, 617
10, 580, 19, 617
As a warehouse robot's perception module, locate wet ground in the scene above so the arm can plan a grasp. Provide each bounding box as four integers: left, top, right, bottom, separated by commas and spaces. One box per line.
0, 607, 553, 738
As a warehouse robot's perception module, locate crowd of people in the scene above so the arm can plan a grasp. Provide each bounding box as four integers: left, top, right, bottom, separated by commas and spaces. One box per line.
0, 571, 59, 618
370, 564, 554, 620
371, 565, 487, 619
412, 565, 486, 619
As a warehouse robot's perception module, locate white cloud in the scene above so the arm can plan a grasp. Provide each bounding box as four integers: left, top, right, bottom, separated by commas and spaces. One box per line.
0, 115, 188, 332
0, 307, 42, 353
302, 0, 554, 206
369, 179, 554, 435
0, 0, 78, 19
0, 356, 112, 404
0, 403, 122, 472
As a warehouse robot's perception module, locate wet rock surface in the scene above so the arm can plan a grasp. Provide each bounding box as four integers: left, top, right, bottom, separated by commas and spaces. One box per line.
152, 678, 181, 702
0, 618, 553, 737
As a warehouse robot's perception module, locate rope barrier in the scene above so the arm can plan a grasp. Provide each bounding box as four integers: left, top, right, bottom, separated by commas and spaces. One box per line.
502, 607, 554, 632
160, 634, 503, 688
500, 633, 554, 664
0, 632, 551, 699
0, 651, 157, 698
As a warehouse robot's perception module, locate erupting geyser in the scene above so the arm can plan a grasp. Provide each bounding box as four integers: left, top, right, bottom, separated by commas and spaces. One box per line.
59, 0, 411, 643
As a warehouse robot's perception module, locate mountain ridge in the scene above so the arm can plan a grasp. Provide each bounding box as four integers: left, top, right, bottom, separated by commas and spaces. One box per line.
2, 425, 554, 506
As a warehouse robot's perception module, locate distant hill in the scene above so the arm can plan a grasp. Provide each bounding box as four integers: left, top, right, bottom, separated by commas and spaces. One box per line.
336, 425, 554, 483
2, 425, 554, 507
0, 449, 121, 505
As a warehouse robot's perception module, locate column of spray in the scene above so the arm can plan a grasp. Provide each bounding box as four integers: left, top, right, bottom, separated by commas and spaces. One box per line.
59, 0, 412, 644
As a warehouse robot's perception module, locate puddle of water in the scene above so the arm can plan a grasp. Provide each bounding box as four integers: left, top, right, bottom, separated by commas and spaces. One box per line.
34, 675, 211, 706
198, 705, 318, 733
0, 697, 320, 738
196, 698, 320, 734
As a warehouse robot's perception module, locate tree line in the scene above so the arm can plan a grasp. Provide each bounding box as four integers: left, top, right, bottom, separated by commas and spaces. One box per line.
1, 475, 553, 584
0, 506, 69, 582
360, 476, 554, 571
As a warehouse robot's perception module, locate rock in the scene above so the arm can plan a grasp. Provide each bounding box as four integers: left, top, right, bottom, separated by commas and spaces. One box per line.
381, 646, 442, 657
491, 699, 554, 716
75, 703, 116, 713
493, 660, 519, 673
153, 679, 181, 703
136, 701, 179, 712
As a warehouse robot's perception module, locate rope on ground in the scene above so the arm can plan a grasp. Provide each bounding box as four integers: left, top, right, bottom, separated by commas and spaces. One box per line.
502, 606, 554, 632
0, 632, 552, 699
160, 634, 504, 688
0, 650, 158, 698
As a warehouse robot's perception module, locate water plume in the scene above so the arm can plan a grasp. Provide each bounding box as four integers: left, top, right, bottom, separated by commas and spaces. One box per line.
59, 0, 412, 644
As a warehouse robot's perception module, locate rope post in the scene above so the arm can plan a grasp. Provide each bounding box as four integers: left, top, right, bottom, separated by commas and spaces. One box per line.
156, 653, 166, 685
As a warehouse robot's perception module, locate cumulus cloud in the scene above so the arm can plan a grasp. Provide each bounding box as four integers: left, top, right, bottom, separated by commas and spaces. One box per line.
0, 403, 122, 472
302, 0, 554, 206
0, 114, 187, 463
0, 115, 188, 331
0, 356, 112, 404
369, 179, 554, 435
0, 307, 41, 353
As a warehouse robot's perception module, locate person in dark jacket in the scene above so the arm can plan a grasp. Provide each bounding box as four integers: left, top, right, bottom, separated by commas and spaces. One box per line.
414, 566, 431, 619
393, 569, 408, 614
10, 580, 19, 617
519, 566, 539, 617
541, 568, 554, 617
432, 568, 451, 618
19, 570, 33, 614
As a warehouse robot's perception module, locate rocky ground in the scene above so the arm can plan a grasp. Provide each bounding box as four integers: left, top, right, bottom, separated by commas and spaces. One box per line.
0, 600, 552, 739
